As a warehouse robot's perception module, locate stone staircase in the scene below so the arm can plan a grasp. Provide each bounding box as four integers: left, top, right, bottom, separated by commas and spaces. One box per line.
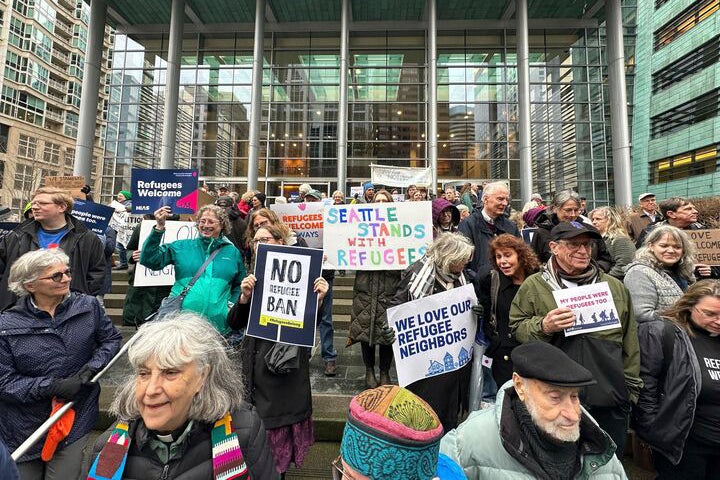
97, 270, 392, 441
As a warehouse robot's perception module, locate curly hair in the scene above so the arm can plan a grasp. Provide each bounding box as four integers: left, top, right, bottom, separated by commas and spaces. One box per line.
196, 204, 231, 237
662, 279, 720, 337
489, 234, 541, 278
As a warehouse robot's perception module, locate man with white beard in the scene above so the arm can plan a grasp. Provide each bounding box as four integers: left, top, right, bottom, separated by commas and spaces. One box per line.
440, 342, 628, 479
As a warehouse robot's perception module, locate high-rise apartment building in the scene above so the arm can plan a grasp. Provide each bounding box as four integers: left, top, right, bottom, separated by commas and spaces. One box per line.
0, 0, 112, 216
632, 0, 719, 199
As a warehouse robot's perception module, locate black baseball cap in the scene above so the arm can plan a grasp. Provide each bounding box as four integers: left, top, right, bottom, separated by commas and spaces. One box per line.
550, 221, 602, 242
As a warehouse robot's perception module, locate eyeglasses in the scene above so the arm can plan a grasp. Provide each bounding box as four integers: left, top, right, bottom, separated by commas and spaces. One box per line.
694, 306, 720, 320
31, 201, 55, 207
331, 456, 351, 480
38, 269, 71, 282
197, 219, 219, 226
560, 240, 593, 250
252, 236, 274, 245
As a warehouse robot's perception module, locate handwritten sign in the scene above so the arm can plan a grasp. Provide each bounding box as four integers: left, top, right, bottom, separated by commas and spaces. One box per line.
687, 229, 720, 266
247, 244, 323, 347
131, 168, 199, 214
323, 201, 432, 270
270, 202, 324, 248
371, 164, 432, 188
44, 176, 86, 199
387, 285, 477, 387
552, 282, 621, 337
135, 220, 199, 286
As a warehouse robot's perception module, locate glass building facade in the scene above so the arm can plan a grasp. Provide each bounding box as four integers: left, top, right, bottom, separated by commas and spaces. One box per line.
102, 7, 636, 207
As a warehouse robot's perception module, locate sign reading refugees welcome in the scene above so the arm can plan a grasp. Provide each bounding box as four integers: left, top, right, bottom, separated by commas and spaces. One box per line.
387, 284, 477, 387
323, 201, 432, 270
687, 229, 720, 266
270, 202, 324, 248
131, 168, 199, 214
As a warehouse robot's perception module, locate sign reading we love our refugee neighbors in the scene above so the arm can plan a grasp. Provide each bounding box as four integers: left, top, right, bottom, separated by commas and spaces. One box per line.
322, 201, 432, 270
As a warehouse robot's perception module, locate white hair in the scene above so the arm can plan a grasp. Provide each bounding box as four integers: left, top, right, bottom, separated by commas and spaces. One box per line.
8, 249, 70, 296
481, 181, 509, 201
427, 233, 474, 273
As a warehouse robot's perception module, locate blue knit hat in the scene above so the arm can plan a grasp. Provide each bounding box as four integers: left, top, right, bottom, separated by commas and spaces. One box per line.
363, 181, 375, 193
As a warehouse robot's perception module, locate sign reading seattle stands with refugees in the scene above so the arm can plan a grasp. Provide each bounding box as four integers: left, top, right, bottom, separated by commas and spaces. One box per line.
552, 282, 621, 337
323, 201, 432, 270
131, 168, 199, 215
687, 229, 720, 266
387, 284, 477, 388
270, 202, 324, 249
247, 243, 323, 347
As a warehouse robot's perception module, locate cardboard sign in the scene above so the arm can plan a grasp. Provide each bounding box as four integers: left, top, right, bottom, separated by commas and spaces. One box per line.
131, 168, 199, 214
72, 200, 114, 236
552, 282, 621, 337
247, 244, 323, 347
323, 201, 432, 270
270, 202, 325, 248
44, 176, 86, 199
135, 220, 199, 286
371, 164, 432, 188
387, 284, 477, 387
687, 229, 720, 266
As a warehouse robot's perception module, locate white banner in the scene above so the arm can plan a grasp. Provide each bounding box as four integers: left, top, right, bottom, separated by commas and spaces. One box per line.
270, 202, 325, 248
552, 282, 621, 337
322, 201, 432, 270
387, 284, 478, 387
134, 220, 198, 287
371, 164, 432, 188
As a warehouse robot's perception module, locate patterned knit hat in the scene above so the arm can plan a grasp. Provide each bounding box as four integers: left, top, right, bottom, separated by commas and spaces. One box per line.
340, 385, 444, 479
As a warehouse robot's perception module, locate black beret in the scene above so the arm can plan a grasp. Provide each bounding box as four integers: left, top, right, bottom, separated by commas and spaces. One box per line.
551, 221, 602, 242
511, 342, 596, 387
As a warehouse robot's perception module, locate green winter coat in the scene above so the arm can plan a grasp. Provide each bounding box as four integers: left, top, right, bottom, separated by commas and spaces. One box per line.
440, 383, 628, 480
140, 228, 246, 333
509, 271, 642, 406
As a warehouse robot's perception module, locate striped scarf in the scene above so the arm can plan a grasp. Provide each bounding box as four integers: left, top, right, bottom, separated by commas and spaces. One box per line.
86, 413, 250, 480
408, 255, 467, 300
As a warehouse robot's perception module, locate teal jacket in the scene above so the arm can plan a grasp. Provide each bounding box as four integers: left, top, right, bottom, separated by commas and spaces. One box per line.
140, 228, 246, 333
440, 383, 628, 480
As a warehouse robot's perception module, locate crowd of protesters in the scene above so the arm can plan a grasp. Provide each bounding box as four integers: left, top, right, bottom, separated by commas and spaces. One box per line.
0, 180, 719, 479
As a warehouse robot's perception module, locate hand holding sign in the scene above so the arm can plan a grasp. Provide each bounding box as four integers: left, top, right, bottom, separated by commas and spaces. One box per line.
153, 206, 172, 230
239, 274, 257, 303
542, 307, 576, 333
313, 277, 329, 302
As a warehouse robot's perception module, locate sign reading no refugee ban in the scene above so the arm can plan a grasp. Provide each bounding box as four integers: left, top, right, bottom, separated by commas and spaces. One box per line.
270, 202, 325, 248
131, 168, 199, 214
552, 282, 621, 337
134, 220, 199, 287
247, 244, 323, 347
323, 201, 433, 270
687, 229, 720, 266
387, 284, 478, 388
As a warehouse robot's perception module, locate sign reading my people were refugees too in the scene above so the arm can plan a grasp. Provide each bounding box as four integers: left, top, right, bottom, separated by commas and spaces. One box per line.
687, 229, 720, 266
323, 201, 432, 270
270, 202, 325, 248
552, 282, 621, 337
387, 284, 477, 388
247, 244, 323, 347
72, 200, 114, 236
131, 168, 199, 215
134, 220, 199, 287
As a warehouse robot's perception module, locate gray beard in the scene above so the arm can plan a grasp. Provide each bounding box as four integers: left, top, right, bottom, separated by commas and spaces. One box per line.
524, 394, 580, 443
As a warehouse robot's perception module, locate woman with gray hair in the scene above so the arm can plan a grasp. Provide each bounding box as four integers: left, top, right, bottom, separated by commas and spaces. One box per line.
0, 249, 121, 479
386, 232, 475, 431
87, 313, 275, 479
140, 204, 246, 334
624, 224, 695, 322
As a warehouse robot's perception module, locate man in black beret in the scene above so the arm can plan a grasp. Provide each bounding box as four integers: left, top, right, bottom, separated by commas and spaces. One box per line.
508, 221, 641, 460
441, 342, 626, 479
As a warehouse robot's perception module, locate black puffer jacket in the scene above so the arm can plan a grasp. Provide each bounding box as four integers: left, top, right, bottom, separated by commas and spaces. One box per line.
0, 215, 105, 309
634, 316, 701, 465
348, 270, 402, 345
89, 404, 276, 479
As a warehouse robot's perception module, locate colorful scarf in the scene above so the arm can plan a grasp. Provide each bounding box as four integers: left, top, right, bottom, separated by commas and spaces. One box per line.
87, 413, 250, 480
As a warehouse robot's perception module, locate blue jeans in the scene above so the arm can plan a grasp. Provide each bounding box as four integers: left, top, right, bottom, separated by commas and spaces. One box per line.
116, 241, 127, 266
318, 278, 337, 361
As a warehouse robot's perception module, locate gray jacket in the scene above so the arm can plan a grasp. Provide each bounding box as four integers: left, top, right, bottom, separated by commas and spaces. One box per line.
623, 260, 686, 322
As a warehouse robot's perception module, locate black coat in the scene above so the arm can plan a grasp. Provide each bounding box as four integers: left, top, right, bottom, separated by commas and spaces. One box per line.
458, 211, 520, 281
228, 302, 312, 429
89, 404, 276, 479
0, 215, 106, 309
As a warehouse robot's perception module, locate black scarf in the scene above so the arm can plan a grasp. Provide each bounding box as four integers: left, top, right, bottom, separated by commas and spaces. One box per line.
511, 395, 580, 480
548, 256, 600, 288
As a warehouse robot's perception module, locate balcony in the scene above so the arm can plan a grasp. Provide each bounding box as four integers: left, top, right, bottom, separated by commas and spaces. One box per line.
54, 21, 73, 38
46, 90, 65, 104
51, 49, 70, 66
48, 78, 66, 93
45, 109, 64, 123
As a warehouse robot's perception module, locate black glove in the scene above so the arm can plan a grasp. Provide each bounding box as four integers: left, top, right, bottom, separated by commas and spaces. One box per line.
77, 364, 97, 385
48, 375, 84, 401
471, 304, 484, 319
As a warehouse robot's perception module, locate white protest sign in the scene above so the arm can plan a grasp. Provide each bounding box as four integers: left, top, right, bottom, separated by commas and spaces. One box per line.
270, 202, 325, 248
552, 282, 621, 337
134, 220, 198, 287
371, 164, 432, 188
323, 201, 432, 270
259, 250, 311, 332
350, 186, 364, 199
387, 284, 477, 387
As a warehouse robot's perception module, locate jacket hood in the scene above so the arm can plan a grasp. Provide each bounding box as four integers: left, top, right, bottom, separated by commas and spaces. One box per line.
432, 198, 460, 226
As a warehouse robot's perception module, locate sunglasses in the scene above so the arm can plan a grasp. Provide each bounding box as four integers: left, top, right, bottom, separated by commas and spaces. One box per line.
39, 269, 71, 282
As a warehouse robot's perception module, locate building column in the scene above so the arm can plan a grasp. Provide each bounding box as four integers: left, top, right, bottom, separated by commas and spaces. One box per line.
337, 0, 350, 194
74, 0, 107, 182
159, 0, 184, 169
247, 0, 266, 191
606, 0, 632, 206
516, 0, 533, 202
428, 0, 438, 192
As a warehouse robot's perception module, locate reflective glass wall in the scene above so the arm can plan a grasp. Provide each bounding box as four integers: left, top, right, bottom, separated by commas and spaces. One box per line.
103, 27, 623, 206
